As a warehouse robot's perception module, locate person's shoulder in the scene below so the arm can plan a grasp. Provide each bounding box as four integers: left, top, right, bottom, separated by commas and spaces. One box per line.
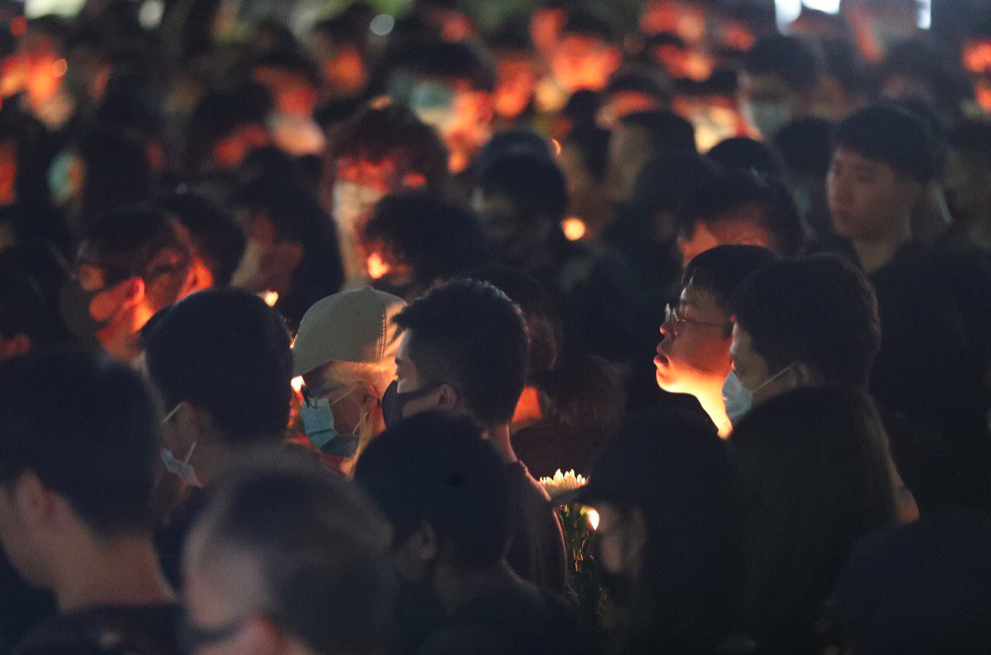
14, 603, 182, 655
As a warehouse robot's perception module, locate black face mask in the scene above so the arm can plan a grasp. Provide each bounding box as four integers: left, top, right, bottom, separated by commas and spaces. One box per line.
58, 278, 115, 346
381, 380, 444, 429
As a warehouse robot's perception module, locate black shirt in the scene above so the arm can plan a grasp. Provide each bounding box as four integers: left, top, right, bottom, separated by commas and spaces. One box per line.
14, 603, 181, 655
154, 486, 211, 591
504, 463, 567, 596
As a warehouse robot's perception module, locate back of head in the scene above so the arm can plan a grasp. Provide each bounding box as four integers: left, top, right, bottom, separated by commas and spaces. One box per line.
773, 117, 835, 176
605, 63, 673, 105
0, 349, 159, 535
477, 151, 568, 226
74, 126, 154, 224
631, 152, 721, 220
394, 279, 528, 428
743, 35, 821, 93
563, 126, 611, 182
414, 40, 496, 92
143, 288, 292, 445
475, 128, 554, 177
191, 456, 395, 654
732, 387, 896, 646
354, 411, 513, 569
619, 110, 697, 155
734, 255, 881, 387
706, 137, 785, 177
155, 192, 246, 288
185, 81, 272, 172
833, 103, 943, 182
681, 245, 777, 315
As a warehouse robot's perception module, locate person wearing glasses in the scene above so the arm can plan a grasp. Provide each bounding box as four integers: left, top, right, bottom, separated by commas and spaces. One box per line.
654, 245, 775, 437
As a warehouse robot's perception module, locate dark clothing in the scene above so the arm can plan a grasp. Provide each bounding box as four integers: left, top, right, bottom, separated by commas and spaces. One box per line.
0, 550, 54, 653
154, 486, 211, 591
505, 462, 567, 596
417, 579, 592, 655
513, 420, 593, 479
14, 603, 181, 655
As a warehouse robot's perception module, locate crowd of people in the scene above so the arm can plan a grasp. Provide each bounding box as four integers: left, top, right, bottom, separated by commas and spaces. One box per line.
0, 0, 990, 653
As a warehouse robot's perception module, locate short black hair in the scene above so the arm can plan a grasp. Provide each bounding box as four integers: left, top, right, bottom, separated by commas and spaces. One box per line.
394, 280, 529, 427
354, 411, 513, 569
185, 81, 273, 171
678, 170, 804, 256
706, 137, 786, 177
563, 126, 611, 181
619, 110, 697, 155
743, 35, 821, 93
832, 104, 944, 182
630, 152, 721, 220
252, 47, 322, 88
0, 350, 160, 535
475, 128, 555, 177
682, 245, 777, 315
80, 207, 191, 287
73, 127, 154, 227
477, 151, 568, 225
155, 192, 246, 287
734, 255, 881, 387
773, 117, 835, 176
605, 63, 673, 104
361, 192, 491, 291
195, 457, 395, 654
143, 288, 293, 444
329, 104, 448, 193
560, 8, 617, 44
414, 41, 496, 92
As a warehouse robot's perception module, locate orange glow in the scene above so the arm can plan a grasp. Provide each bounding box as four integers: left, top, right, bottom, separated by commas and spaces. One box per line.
263, 291, 279, 307
562, 217, 587, 241
587, 508, 600, 531
291, 376, 304, 393
10, 17, 26, 38
977, 84, 991, 114
51, 59, 67, 78
550, 139, 562, 156
366, 252, 390, 280
964, 41, 991, 74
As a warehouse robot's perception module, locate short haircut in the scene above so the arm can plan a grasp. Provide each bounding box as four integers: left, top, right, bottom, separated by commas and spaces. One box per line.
832, 104, 944, 182
185, 81, 272, 171
193, 457, 395, 653
361, 192, 490, 290
414, 41, 496, 92
0, 350, 160, 535
252, 47, 321, 88
155, 192, 246, 287
630, 152, 721, 219
743, 35, 821, 93
773, 117, 835, 176
394, 280, 529, 427
619, 110, 697, 155
706, 137, 786, 177
73, 127, 154, 224
354, 411, 513, 568
477, 151, 568, 225
329, 104, 448, 192
475, 128, 554, 177
563, 126, 611, 181
734, 255, 881, 387
143, 288, 293, 444
560, 8, 617, 44
681, 245, 777, 316
678, 170, 804, 256
605, 63, 673, 104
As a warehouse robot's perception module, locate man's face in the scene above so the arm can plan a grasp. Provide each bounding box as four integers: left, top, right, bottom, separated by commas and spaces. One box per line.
409, 78, 492, 169
607, 124, 651, 202
729, 323, 771, 393
655, 285, 733, 395
551, 35, 619, 93
739, 72, 802, 138
253, 66, 316, 118
827, 147, 916, 242
394, 332, 444, 420
494, 52, 537, 119
473, 190, 549, 267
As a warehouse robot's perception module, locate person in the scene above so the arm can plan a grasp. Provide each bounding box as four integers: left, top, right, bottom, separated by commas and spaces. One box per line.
489, 27, 541, 128
183, 81, 272, 176
354, 411, 590, 655
292, 287, 406, 473
548, 9, 621, 97
558, 126, 612, 239
822, 104, 991, 476
360, 191, 491, 301
599, 63, 673, 127
655, 245, 776, 436
308, 13, 369, 125
143, 288, 294, 589
740, 34, 823, 139
773, 117, 836, 239
677, 170, 804, 265
560, 412, 746, 654
606, 109, 697, 205
250, 48, 326, 156
0, 350, 178, 653
705, 136, 786, 178
183, 457, 397, 655
325, 104, 448, 279
61, 207, 199, 361
945, 119, 991, 252
385, 279, 567, 594
731, 387, 898, 652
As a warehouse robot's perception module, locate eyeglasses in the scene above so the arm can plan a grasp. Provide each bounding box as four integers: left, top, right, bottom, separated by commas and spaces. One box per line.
664, 304, 731, 338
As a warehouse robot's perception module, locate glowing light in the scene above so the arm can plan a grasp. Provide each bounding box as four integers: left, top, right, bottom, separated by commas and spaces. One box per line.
51, 59, 67, 78
369, 14, 395, 37
587, 508, 600, 531
561, 217, 587, 241
291, 376, 304, 393
263, 291, 279, 307
139, 0, 165, 29
366, 252, 390, 280
550, 139, 562, 156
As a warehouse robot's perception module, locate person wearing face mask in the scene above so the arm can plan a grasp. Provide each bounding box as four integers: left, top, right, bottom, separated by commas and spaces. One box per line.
557, 413, 746, 654
142, 288, 294, 590
60, 207, 201, 362
292, 287, 405, 475
740, 35, 825, 140
354, 411, 591, 655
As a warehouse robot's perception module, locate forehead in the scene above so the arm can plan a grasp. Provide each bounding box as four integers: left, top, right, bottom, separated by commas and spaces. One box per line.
831, 147, 893, 172
680, 284, 724, 314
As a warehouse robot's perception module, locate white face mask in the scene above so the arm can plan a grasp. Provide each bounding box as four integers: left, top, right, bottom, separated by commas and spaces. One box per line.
722, 362, 799, 424
160, 404, 201, 488
333, 181, 385, 236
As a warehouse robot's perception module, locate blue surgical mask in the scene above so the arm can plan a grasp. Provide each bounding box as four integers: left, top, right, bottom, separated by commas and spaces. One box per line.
300, 390, 361, 458
161, 404, 201, 487
722, 370, 753, 426
743, 101, 792, 139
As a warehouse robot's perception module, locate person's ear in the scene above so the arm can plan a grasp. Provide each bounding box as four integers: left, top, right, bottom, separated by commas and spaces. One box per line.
14, 472, 60, 534
165, 401, 213, 452
436, 383, 460, 412
119, 276, 146, 310
792, 361, 818, 386
392, 522, 439, 582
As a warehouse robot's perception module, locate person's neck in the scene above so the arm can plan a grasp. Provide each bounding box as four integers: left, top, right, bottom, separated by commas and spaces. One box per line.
193, 438, 269, 487
99, 317, 142, 362
853, 229, 912, 274
52, 532, 174, 613
693, 380, 732, 439
510, 386, 543, 434
483, 423, 518, 463
434, 560, 518, 613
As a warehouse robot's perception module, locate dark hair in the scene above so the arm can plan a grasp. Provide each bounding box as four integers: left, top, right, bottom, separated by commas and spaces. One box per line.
619, 110, 697, 155
560, 8, 617, 44
630, 152, 721, 220
773, 117, 835, 176
880, 38, 971, 116
706, 137, 786, 177
0, 272, 47, 343
354, 411, 513, 568
743, 35, 821, 93
252, 47, 321, 88
605, 64, 673, 105
311, 14, 368, 50
155, 192, 246, 287
329, 104, 448, 193
73, 127, 154, 228
948, 119, 991, 165
143, 288, 293, 444
475, 128, 554, 177
414, 41, 496, 92
735, 255, 880, 387
478, 151, 568, 225
681, 245, 777, 315
361, 192, 490, 292
559, 89, 602, 133
563, 126, 611, 181
732, 387, 897, 651
0, 350, 160, 535
832, 103, 944, 182
394, 280, 529, 427
185, 81, 272, 172
196, 457, 395, 654
678, 171, 804, 256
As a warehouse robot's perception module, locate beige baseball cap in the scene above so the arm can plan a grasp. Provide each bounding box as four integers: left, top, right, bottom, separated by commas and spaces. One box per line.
292, 287, 407, 376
